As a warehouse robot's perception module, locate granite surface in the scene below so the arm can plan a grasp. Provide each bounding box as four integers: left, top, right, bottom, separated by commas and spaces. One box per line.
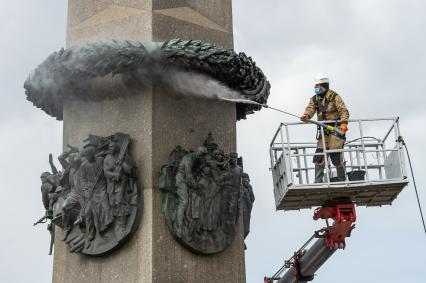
51, 1, 246, 283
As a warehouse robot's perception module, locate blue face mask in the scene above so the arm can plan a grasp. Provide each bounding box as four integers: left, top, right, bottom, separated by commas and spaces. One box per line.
314, 87, 322, 95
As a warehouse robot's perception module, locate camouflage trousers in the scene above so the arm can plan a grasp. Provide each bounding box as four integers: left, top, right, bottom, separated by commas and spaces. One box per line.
313, 134, 345, 167
313, 133, 347, 183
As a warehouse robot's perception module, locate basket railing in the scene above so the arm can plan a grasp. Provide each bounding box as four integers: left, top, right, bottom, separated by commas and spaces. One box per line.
270, 117, 406, 189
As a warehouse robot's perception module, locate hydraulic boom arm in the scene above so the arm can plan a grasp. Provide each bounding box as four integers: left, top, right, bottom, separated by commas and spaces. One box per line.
265, 203, 356, 283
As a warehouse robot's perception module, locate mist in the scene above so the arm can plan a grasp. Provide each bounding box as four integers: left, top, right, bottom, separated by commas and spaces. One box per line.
24, 41, 259, 121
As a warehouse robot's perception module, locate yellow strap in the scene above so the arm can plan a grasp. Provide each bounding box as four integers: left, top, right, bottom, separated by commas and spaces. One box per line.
325, 90, 337, 102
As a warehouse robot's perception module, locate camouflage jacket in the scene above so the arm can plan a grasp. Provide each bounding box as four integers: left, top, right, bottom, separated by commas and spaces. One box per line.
304, 89, 349, 122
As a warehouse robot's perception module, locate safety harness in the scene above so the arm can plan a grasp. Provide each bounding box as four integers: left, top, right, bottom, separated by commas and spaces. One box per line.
312, 90, 339, 140
311, 90, 338, 121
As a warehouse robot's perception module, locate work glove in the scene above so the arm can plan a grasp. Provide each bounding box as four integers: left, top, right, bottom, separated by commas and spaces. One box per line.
300, 113, 310, 123
339, 123, 348, 133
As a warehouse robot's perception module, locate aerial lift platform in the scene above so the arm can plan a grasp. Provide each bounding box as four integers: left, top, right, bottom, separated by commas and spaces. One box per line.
265, 117, 409, 283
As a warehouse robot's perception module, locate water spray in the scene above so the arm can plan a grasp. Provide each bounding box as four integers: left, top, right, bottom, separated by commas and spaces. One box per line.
222, 98, 346, 138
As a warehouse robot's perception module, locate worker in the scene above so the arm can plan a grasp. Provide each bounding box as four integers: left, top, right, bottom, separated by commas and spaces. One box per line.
300, 75, 349, 183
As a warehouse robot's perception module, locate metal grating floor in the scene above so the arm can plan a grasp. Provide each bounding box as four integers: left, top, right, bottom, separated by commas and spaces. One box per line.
277, 180, 409, 211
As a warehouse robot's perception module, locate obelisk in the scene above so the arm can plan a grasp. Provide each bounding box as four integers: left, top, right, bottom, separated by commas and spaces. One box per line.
52, 1, 245, 282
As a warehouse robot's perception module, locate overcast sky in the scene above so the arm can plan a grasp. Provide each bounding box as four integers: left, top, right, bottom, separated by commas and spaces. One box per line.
1, 1, 425, 283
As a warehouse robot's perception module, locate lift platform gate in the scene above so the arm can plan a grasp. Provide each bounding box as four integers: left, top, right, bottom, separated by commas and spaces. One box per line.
270, 117, 409, 211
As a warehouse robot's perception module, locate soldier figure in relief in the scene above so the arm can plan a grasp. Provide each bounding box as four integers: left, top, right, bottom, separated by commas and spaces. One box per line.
159, 135, 256, 254
79, 145, 113, 248
174, 146, 208, 237
103, 138, 134, 227
220, 152, 241, 233
35, 133, 141, 256
40, 154, 62, 218
200, 164, 221, 233
241, 173, 255, 239
60, 149, 83, 240
40, 171, 54, 216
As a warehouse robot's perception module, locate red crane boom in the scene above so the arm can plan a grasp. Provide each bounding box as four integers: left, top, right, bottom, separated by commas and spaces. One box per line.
264, 203, 356, 283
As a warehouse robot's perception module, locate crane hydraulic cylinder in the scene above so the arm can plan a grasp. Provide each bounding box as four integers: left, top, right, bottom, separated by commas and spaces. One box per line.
278, 238, 336, 283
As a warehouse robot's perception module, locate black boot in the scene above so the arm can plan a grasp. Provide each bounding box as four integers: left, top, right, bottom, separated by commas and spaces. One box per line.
336, 165, 346, 181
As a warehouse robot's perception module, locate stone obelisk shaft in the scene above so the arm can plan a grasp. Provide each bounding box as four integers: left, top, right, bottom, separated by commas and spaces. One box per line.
52, 1, 245, 282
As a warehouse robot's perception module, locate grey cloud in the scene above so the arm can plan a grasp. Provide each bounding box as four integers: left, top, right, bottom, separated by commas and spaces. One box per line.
233, 1, 426, 282
1, 1, 425, 283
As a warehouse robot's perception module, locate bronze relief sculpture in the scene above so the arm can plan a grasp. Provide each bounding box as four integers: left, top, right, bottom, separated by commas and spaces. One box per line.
159, 134, 254, 254
35, 133, 141, 256
27, 39, 266, 257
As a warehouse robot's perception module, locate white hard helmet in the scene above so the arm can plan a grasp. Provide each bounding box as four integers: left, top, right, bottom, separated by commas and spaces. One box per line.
314, 74, 330, 85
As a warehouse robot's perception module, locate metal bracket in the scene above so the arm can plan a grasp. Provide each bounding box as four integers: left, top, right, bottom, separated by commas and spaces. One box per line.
313, 203, 356, 249
290, 251, 315, 281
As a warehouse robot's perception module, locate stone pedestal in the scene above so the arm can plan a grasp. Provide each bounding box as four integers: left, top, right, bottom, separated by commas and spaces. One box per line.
52, 1, 245, 282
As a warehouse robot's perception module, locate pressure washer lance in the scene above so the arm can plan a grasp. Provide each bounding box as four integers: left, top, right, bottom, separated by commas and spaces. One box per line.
219, 98, 345, 139
260, 104, 346, 139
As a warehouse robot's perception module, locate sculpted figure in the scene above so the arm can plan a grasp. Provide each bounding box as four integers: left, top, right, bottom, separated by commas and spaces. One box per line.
159, 134, 255, 254
204, 133, 218, 153
241, 173, 255, 239
228, 153, 242, 186
35, 133, 141, 256
221, 153, 242, 233
200, 164, 221, 233
60, 149, 83, 240
159, 146, 188, 227
79, 144, 113, 248
40, 154, 62, 218
175, 146, 208, 237
40, 171, 55, 216
207, 149, 227, 176
103, 137, 134, 227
